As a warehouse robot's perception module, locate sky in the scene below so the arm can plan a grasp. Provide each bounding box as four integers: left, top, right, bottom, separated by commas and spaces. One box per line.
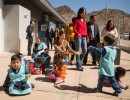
48, 0, 130, 14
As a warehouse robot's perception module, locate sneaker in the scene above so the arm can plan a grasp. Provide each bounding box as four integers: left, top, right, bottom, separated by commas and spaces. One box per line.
77, 68, 83, 71
113, 92, 119, 96
55, 79, 63, 85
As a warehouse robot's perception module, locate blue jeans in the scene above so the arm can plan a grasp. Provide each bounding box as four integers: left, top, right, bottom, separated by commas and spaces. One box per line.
65, 59, 69, 65
97, 74, 122, 93
75, 36, 87, 69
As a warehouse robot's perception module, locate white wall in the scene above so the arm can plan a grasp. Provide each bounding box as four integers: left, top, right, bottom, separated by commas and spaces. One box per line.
0, 0, 4, 53
4, 5, 30, 53
4, 5, 19, 52
19, 6, 30, 54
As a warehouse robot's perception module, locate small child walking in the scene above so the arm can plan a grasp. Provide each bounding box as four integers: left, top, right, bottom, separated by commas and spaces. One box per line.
89, 34, 122, 96
48, 53, 67, 85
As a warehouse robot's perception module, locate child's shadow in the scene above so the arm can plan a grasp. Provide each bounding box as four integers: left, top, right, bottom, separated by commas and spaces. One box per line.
54, 84, 96, 93
35, 77, 53, 83
54, 84, 116, 96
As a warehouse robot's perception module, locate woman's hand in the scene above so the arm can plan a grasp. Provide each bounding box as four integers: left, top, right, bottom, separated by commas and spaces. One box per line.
87, 38, 89, 43
76, 51, 82, 55
63, 51, 69, 55
78, 34, 81, 38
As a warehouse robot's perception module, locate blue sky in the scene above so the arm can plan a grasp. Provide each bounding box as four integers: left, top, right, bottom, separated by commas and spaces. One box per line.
48, 0, 130, 14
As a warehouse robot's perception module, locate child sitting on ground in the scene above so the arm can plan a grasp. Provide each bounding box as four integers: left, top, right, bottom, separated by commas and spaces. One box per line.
40, 48, 51, 71
2, 54, 32, 95
89, 34, 122, 96
48, 53, 67, 85
29, 57, 44, 75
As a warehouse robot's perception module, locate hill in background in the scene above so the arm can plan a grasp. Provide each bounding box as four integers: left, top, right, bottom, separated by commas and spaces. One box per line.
55, 5, 130, 33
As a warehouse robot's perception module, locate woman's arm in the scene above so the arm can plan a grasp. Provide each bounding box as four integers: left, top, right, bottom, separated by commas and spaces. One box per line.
114, 28, 118, 38
73, 19, 80, 36
54, 45, 64, 53
66, 42, 77, 54
101, 28, 106, 39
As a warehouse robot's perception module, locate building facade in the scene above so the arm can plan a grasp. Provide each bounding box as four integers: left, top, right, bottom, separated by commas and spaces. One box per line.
0, 0, 66, 53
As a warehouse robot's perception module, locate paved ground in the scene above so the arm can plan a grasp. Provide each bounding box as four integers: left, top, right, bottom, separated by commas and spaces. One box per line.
0, 50, 130, 100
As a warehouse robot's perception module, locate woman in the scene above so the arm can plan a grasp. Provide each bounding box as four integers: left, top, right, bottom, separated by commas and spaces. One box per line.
33, 38, 46, 54
73, 7, 89, 71
101, 20, 118, 45
54, 31, 80, 65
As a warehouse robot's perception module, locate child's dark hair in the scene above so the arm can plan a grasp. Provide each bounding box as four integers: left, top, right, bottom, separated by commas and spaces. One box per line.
55, 53, 64, 59
11, 54, 21, 62
34, 57, 44, 64
115, 67, 126, 81
33, 48, 38, 53
103, 34, 116, 45
44, 48, 49, 52
15, 52, 23, 56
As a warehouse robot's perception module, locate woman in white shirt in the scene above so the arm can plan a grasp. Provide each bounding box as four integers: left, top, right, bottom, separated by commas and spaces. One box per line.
101, 20, 118, 45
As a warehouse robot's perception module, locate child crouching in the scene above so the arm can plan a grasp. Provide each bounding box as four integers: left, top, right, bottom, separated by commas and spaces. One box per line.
48, 53, 67, 85
29, 57, 44, 75
40, 48, 51, 71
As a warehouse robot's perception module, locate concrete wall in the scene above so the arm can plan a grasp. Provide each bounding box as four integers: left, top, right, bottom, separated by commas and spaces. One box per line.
19, 6, 30, 53
4, 5, 19, 52
4, 0, 43, 21
0, 0, 4, 53
4, 5, 30, 53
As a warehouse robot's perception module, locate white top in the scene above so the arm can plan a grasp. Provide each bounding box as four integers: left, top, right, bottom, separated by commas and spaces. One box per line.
101, 27, 118, 38
91, 24, 95, 38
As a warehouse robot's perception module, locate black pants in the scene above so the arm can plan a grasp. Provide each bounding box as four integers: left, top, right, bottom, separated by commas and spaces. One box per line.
28, 38, 33, 55
69, 41, 75, 61
47, 38, 52, 50
83, 40, 97, 65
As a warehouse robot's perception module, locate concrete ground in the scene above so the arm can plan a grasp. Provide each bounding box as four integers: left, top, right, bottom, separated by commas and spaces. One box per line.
0, 50, 130, 100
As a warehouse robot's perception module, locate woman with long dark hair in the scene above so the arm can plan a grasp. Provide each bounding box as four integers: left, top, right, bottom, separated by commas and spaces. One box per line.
73, 7, 89, 71
101, 20, 118, 45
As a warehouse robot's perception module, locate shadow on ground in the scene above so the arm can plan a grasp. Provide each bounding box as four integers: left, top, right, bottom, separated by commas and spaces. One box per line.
54, 84, 96, 93
35, 77, 54, 83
